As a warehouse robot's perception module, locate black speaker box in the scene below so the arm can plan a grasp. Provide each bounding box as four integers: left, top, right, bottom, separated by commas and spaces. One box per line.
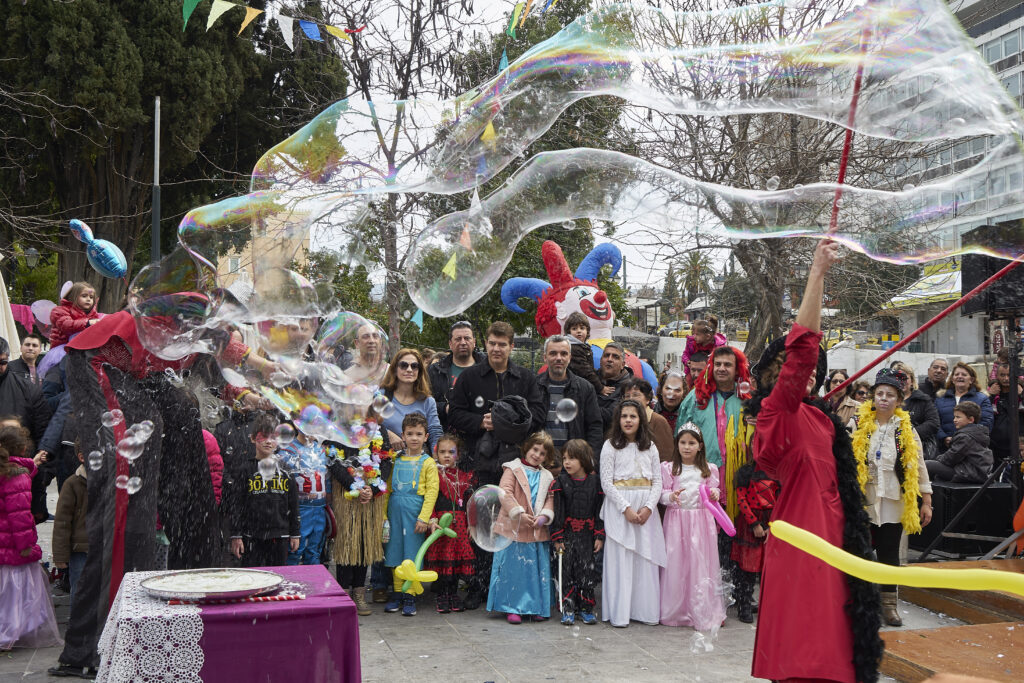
908, 481, 1015, 556
961, 220, 1024, 317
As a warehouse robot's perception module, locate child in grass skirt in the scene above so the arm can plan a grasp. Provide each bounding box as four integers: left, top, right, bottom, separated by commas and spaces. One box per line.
425, 434, 475, 613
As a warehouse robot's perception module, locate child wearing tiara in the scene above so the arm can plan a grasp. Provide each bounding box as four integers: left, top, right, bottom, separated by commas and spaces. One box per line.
425, 434, 475, 613
551, 439, 603, 626
488, 432, 557, 624
659, 421, 725, 630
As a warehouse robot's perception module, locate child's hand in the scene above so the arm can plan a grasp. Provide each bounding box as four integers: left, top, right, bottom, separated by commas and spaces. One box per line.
637, 507, 652, 525
289, 537, 300, 552
624, 507, 640, 524
33, 450, 47, 466
429, 520, 440, 533
20, 548, 34, 557
554, 542, 565, 553
534, 515, 548, 527
593, 538, 603, 553
752, 524, 767, 539
670, 488, 684, 505
414, 520, 430, 534
230, 538, 244, 559
708, 488, 720, 502
358, 488, 372, 503
55, 562, 68, 569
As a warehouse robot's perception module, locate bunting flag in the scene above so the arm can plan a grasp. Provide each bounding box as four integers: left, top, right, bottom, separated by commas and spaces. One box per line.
520, 0, 535, 28
207, 0, 236, 31
277, 13, 295, 50
299, 20, 323, 42
442, 253, 457, 280
506, 3, 525, 39
238, 6, 263, 35
459, 224, 473, 251
480, 121, 497, 144
410, 309, 424, 331
324, 25, 353, 42
499, 49, 509, 74
542, 0, 560, 13
183, 0, 203, 31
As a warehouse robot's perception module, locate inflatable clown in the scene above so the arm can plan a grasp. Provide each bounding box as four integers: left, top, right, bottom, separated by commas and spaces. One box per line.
501, 241, 658, 389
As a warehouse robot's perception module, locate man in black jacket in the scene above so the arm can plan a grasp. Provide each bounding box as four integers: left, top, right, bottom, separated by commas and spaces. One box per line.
596, 342, 633, 428
919, 358, 949, 399
0, 336, 53, 522
446, 321, 544, 609
990, 362, 1024, 474
428, 320, 485, 430
536, 336, 604, 456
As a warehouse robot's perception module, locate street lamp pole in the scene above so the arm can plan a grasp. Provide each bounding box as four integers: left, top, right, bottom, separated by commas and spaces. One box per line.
152, 96, 161, 263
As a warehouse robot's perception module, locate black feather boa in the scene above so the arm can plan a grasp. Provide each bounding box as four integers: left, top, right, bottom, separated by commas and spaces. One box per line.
746, 394, 884, 683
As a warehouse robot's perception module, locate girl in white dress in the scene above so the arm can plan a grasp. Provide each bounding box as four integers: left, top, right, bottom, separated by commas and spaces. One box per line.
600, 400, 667, 627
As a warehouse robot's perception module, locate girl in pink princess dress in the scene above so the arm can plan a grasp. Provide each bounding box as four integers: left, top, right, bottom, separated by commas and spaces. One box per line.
659, 422, 725, 631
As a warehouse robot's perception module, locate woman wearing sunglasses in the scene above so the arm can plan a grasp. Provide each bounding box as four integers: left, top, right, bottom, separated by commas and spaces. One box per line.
890, 361, 941, 461
379, 348, 443, 451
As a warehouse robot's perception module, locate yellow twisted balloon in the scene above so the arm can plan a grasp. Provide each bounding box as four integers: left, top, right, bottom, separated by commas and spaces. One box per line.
770, 520, 1024, 598
396, 512, 459, 595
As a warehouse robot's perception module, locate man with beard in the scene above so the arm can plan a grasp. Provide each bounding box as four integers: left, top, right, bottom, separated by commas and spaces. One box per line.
536, 335, 603, 455
8, 334, 45, 385
429, 321, 484, 430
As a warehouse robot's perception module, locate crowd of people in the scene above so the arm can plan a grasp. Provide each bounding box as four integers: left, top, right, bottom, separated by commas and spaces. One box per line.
0, 246, 1019, 682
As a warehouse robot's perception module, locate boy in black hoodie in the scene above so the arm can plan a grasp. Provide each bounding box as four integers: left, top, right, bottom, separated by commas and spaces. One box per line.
926, 401, 993, 484
563, 312, 604, 395
225, 413, 300, 567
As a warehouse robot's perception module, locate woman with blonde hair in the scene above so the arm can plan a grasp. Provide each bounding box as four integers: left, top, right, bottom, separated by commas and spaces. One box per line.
934, 362, 993, 453
890, 361, 941, 460
379, 348, 443, 450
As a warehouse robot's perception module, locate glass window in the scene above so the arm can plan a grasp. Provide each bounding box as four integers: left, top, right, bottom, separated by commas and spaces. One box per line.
989, 169, 1005, 196
1003, 73, 1022, 96
906, 77, 918, 98
1009, 166, 1024, 191
939, 147, 952, 165
954, 141, 970, 160
971, 137, 987, 155
228, 257, 239, 273
1004, 30, 1019, 56
974, 176, 987, 199
987, 40, 1002, 62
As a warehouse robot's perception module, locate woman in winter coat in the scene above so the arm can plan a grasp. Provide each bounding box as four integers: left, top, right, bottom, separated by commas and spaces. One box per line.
935, 363, 993, 453
891, 362, 941, 460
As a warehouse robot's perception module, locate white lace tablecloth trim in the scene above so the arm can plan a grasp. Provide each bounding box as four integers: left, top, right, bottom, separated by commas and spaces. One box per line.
96, 572, 204, 683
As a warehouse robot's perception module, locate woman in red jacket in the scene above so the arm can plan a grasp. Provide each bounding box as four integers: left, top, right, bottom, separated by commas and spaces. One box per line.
747, 241, 883, 683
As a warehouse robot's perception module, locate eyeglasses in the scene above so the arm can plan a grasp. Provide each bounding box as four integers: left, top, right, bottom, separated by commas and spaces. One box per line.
0, 359, 8, 367
449, 320, 472, 332
855, 390, 868, 397
397, 361, 420, 371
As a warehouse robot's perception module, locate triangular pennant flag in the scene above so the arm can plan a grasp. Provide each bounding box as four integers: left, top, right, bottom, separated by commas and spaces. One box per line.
183, 0, 204, 31
542, 0, 560, 12
277, 14, 295, 50
459, 224, 473, 251
476, 155, 487, 177
499, 49, 508, 74
324, 25, 352, 42
506, 2, 525, 39
480, 120, 496, 144
206, 0, 236, 31
299, 20, 323, 42
238, 6, 263, 35
520, 0, 536, 28
410, 309, 424, 331
442, 253, 457, 280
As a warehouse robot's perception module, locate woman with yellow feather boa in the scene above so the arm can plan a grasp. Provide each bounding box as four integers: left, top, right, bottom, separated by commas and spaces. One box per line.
848, 367, 933, 627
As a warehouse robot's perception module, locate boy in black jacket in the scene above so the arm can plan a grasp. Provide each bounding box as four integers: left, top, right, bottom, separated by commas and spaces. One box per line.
225, 413, 300, 567
564, 312, 604, 395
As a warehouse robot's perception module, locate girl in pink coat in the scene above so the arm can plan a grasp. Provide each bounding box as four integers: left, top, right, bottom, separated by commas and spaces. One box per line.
0, 426, 61, 650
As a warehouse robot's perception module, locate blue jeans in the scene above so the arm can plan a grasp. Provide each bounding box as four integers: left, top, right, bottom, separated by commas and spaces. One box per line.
68, 552, 87, 600
288, 503, 327, 565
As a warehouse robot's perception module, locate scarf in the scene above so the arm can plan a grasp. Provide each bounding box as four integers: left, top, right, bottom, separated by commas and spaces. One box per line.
851, 401, 923, 534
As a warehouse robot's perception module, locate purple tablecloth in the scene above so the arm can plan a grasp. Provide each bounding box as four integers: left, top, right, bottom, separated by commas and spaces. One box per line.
198, 565, 360, 683
98, 565, 359, 683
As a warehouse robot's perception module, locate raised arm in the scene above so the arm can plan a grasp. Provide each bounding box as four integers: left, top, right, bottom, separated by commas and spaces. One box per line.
795, 240, 841, 334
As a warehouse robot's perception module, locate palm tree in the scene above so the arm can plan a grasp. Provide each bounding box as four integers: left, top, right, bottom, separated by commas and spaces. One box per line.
680, 251, 714, 304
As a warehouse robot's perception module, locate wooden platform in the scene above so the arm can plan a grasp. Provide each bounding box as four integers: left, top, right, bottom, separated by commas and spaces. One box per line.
881, 559, 1024, 681
881, 622, 1023, 682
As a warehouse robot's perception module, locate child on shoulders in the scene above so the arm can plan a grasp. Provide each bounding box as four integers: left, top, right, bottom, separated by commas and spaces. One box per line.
488, 431, 557, 623
681, 316, 727, 371
660, 422, 725, 630
49, 281, 100, 348
564, 312, 604, 394
383, 413, 439, 617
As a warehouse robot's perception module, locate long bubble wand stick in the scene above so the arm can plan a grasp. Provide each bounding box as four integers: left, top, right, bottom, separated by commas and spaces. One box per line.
827, 27, 871, 235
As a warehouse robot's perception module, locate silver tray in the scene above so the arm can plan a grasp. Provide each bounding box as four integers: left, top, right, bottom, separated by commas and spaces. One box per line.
140, 568, 283, 601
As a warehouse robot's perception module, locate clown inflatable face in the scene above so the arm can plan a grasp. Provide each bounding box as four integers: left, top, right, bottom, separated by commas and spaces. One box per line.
557, 284, 614, 340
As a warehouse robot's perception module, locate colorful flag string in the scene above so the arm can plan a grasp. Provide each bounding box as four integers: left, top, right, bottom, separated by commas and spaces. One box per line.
182, 0, 361, 52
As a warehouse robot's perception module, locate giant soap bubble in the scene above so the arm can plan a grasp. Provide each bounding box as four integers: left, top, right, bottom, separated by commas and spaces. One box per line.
466, 485, 513, 553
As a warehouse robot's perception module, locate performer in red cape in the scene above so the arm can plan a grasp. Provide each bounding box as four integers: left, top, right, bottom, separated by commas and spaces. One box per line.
52, 297, 269, 677
747, 241, 883, 683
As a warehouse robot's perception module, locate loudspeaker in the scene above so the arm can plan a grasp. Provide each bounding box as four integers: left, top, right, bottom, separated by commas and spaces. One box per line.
908, 481, 1015, 556
961, 220, 1024, 317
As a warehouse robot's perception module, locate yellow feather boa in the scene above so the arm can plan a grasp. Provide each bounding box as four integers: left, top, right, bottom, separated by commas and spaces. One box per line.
723, 413, 751, 520
851, 400, 922, 534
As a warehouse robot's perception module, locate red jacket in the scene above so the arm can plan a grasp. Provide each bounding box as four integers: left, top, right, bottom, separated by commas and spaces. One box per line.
49, 299, 99, 347
0, 457, 42, 566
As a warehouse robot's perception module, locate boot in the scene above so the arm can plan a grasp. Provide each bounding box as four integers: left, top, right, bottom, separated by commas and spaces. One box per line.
353, 591, 372, 616
881, 591, 902, 627
733, 566, 755, 624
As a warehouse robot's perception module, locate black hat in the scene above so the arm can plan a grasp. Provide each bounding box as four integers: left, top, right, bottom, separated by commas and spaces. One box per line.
871, 368, 908, 395
751, 334, 828, 396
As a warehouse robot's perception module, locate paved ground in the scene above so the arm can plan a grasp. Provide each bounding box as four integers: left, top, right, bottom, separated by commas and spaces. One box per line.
3, 480, 959, 682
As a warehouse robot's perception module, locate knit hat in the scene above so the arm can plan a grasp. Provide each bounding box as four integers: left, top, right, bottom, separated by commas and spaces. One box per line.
871, 368, 908, 395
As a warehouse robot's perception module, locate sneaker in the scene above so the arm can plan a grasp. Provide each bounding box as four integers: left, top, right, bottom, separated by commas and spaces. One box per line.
47, 664, 97, 679
372, 588, 389, 603
506, 613, 522, 624
531, 615, 548, 622
579, 611, 597, 625
449, 594, 464, 612
436, 595, 451, 614
463, 591, 483, 611
560, 612, 575, 625
402, 595, 417, 616
384, 592, 402, 613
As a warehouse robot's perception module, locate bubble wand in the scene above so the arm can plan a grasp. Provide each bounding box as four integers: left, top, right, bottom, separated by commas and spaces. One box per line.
394, 512, 458, 595
827, 27, 871, 235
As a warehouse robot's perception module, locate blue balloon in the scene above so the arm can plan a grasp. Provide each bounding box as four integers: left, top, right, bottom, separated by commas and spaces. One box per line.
69, 219, 128, 279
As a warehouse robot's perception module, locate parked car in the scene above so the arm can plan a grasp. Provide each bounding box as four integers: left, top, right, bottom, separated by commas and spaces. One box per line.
659, 321, 693, 337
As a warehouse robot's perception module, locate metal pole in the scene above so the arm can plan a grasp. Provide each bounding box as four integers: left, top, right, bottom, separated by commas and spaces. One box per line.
152, 96, 161, 263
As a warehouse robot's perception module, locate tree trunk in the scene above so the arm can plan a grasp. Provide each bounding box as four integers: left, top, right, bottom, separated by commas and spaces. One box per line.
734, 240, 788, 363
